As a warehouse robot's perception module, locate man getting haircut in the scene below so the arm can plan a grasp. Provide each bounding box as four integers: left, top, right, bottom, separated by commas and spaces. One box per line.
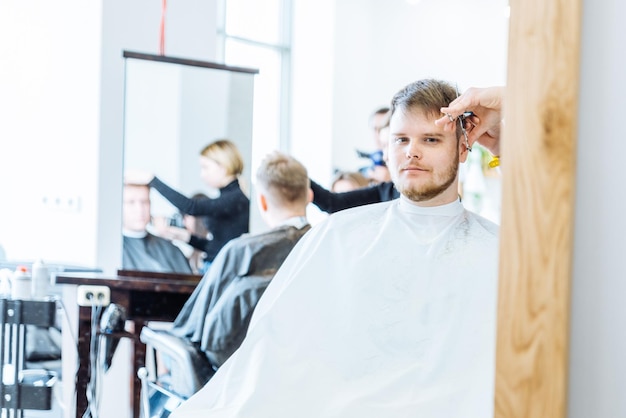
172, 79, 500, 418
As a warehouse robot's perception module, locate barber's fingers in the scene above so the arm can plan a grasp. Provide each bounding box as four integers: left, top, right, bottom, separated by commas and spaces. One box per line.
465, 120, 502, 156
436, 95, 477, 131
434, 111, 478, 135
440, 90, 476, 118
465, 118, 496, 149
434, 114, 457, 132
435, 114, 486, 149
462, 116, 483, 144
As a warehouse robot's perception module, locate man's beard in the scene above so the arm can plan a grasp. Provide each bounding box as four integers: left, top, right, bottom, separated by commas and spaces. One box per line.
394, 151, 459, 203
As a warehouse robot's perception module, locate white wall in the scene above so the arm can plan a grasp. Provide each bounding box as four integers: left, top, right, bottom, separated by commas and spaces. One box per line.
289, 0, 508, 226
290, 0, 336, 224
1, 3, 218, 418
329, 0, 509, 176
0, 1, 103, 267
0, 0, 218, 274
569, 0, 626, 416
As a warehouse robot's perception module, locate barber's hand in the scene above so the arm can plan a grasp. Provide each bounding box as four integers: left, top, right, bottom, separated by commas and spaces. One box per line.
124, 168, 155, 185
435, 86, 504, 156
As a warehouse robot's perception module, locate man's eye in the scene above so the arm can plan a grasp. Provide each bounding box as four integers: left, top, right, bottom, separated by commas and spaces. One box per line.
424, 137, 439, 143
394, 137, 409, 144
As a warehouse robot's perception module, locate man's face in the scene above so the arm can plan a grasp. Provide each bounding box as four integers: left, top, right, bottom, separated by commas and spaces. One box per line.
122, 185, 151, 231
370, 112, 389, 151
387, 108, 468, 206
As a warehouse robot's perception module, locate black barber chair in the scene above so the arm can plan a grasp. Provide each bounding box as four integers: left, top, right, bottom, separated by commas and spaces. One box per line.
138, 275, 274, 418
140, 327, 216, 396
138, 327, 216, 418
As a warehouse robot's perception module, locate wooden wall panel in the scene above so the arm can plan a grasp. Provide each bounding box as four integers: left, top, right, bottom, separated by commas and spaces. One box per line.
495, 0, 582, 417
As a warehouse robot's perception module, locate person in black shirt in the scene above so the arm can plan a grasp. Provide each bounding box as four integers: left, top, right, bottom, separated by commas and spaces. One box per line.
312, 111, 398, 213
126, 139, 250, 267
310, 179, 398, 214
330, 170, 370, 193
357, 106, 392, 184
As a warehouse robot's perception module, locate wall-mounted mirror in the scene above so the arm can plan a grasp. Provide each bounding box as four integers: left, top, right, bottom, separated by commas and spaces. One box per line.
121, 50, 258, 275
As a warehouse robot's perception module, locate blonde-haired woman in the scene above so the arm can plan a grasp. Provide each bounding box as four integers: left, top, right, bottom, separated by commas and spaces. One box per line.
131, 139, 250, 269
331, 170, 370, 193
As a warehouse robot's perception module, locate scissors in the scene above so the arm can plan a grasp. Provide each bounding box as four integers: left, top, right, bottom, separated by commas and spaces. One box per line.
454, 84, 473, 152
451, 85, 500, 167
448, 84, 474, 152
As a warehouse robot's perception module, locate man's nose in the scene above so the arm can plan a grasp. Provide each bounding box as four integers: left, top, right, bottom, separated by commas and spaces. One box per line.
405, 141, 421, 159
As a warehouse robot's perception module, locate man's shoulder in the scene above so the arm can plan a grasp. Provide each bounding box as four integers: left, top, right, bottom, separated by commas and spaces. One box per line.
145, 233, 188, 253
465, 210, 500, 239
254, 224, 310, 242
146, 232, 176, 245
224, 224, 310, 250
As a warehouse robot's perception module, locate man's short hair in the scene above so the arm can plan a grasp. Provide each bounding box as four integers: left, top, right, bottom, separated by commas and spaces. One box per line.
369, 106, 390, 120
390, 79, 462, 139
256, 151, 310, 205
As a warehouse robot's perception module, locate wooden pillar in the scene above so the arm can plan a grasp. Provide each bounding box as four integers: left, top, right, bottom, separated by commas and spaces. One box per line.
495, 0, 582, 416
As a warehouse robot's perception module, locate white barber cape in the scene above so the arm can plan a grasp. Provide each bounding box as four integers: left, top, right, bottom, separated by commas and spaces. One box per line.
172, 196, 500, 418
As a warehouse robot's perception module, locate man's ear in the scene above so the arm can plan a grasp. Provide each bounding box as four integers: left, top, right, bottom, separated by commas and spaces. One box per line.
258, 193, 269, 212
307, 188, 314, 204
459, 138, 470, 163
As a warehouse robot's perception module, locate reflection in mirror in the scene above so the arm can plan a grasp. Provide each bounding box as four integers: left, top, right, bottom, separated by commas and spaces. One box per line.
121, 51, 258, 275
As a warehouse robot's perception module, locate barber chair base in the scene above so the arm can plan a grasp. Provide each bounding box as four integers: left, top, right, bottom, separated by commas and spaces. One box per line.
143, 381, 185, 418
140, 327, 215, 397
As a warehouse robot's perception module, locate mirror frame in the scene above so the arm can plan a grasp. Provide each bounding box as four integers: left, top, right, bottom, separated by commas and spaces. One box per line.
119, 50, 259, 275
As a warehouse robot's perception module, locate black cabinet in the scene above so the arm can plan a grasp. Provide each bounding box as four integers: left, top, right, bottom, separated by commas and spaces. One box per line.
0, 298, 57, 413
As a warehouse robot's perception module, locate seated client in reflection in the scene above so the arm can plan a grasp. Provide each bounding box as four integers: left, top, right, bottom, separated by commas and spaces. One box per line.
127, 139, 250, 267
122, 183, 192, 274
167, 150, 312, 369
